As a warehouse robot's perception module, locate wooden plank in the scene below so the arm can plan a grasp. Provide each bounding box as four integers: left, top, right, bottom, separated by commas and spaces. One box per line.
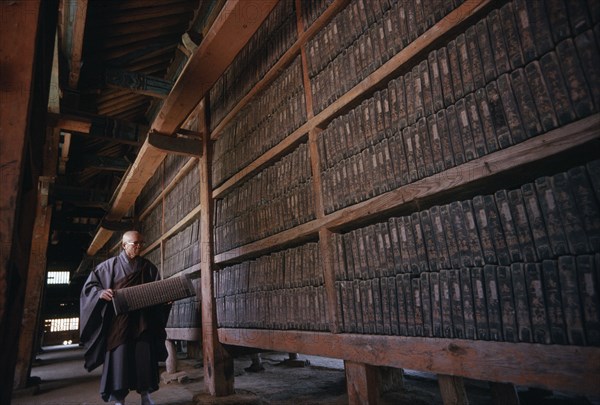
148, 131, 202, 157
345, 361, 380, 405
0, 2, 42, 401
209, 0, 349, 140
166, 327, 201, 341
139, 157, 198, 221
214, 114, 600, 264
295, 0, 315, 120
437, 375, 469, 405
152, 0, 279, 135
199, 101, 235, 396
14, 125, 59, 389
218, 328, 600, 396
67, 0, 88, 89
214, 217, 320, 264
319, 228, 340, 332
212, 125, 309, 199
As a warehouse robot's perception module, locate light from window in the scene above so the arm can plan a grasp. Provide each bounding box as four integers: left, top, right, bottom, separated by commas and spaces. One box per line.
47, 317, 79, 332
47, 271, 70, 284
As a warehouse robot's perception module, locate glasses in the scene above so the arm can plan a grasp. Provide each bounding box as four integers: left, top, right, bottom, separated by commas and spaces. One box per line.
125, 241, 145, 246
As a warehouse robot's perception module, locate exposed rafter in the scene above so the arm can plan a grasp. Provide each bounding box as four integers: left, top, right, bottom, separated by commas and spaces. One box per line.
87, 0, 279, 256
104, 68, 173, 99
47, 112, 146, 145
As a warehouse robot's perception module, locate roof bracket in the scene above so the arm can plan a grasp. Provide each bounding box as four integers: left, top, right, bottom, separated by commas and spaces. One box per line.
148, 130, 202, 157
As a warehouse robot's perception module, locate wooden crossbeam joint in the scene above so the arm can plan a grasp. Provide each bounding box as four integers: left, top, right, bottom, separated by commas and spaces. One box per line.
105, 68, 173, 99
148, 130, 202, 157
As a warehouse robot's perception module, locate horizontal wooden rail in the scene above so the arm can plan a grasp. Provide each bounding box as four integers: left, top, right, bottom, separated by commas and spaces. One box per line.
142, 204, 201, 255
213, 114, 600, 264
139, 157, 199, 221
218, 328, 600, 396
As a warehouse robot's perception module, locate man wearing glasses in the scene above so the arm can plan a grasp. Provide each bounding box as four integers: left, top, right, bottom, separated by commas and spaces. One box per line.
80, 230, 168, 405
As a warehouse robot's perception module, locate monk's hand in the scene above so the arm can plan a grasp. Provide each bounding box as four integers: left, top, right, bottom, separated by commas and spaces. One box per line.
100, 289, 114, 301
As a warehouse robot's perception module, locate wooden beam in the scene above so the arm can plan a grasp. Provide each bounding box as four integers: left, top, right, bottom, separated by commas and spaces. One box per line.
104, 68, 173, 99
61, 0, 88, 89
0, 2, 42, 401
47, 112, 146, 145
218, 329, 600, 396
148, 131, 202, 157
14, 127, 59, 389
199, 101, 235, 396
87, 0, 279, 255
151, 0, 279, 134
437, 375, 468, 405
345, 361, 380, 405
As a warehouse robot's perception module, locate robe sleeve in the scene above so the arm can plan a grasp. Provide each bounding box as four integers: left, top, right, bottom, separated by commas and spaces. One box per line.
79, 258, 116, 371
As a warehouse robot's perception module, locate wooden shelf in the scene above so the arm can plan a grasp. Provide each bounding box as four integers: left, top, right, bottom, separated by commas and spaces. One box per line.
142, 203, 201, 255
218, 328, 600, 396
210, 0, 491, 198
139, 156, 198, 220
209, 0, 350, 142
214, 114, 600, 264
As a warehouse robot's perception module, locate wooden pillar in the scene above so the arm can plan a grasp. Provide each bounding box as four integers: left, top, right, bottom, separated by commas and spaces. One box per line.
345, 361, 380, 405
490, 382, 520, 405
13, 125, 59, 388
0, 1, 42, 401
199, 100, 234, 396
438, 374, 469, 405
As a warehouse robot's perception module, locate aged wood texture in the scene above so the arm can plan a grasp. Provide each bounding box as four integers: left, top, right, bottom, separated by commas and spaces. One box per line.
437, 375, 469, 405
199, 102, 235, 395
345, 361, 381, 405
218, 329, 600, 396
0, 1, 42, 401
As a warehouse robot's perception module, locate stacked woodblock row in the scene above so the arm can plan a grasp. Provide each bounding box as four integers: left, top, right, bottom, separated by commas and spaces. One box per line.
309, 0, 466, 113
211, 57, 306, 187
318, 0, 600, 213
163, 219, 200, 278
214, 242, 329, 330
214, 143, 314, 254
333, 160, 600, 345
209, 0, 298, 129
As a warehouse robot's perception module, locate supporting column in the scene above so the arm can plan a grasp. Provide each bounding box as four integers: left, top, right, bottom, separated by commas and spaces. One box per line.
0, 2, 42, 402
345, 361, 380, 405
438, 374, 469, 405
199, 101, 234, 396
490, 382, 519, 405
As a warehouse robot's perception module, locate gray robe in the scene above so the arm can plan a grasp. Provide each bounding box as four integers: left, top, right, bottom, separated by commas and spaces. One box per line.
80, 251, 168, 401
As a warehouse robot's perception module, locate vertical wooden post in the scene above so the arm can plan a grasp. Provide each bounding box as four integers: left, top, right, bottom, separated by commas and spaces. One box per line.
490, 382, 519, 405
345, 361, 380, 405
199, 100, 234, 396
13, 128, 59, 389
438, 374, 469, 405
0, 1, 42, 402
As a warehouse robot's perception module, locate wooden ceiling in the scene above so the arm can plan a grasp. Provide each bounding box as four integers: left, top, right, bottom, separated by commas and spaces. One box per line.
50, 0, 209, 259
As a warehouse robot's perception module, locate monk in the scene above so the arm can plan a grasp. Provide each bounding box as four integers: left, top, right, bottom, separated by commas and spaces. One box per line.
80, 230, 168, 405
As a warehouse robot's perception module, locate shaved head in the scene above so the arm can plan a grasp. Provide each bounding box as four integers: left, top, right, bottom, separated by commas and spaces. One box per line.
122, 230, 144, 259
122, 230, 142, 243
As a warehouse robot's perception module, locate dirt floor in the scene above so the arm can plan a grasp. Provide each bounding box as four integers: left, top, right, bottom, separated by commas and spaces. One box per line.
11, 345, 600, 405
